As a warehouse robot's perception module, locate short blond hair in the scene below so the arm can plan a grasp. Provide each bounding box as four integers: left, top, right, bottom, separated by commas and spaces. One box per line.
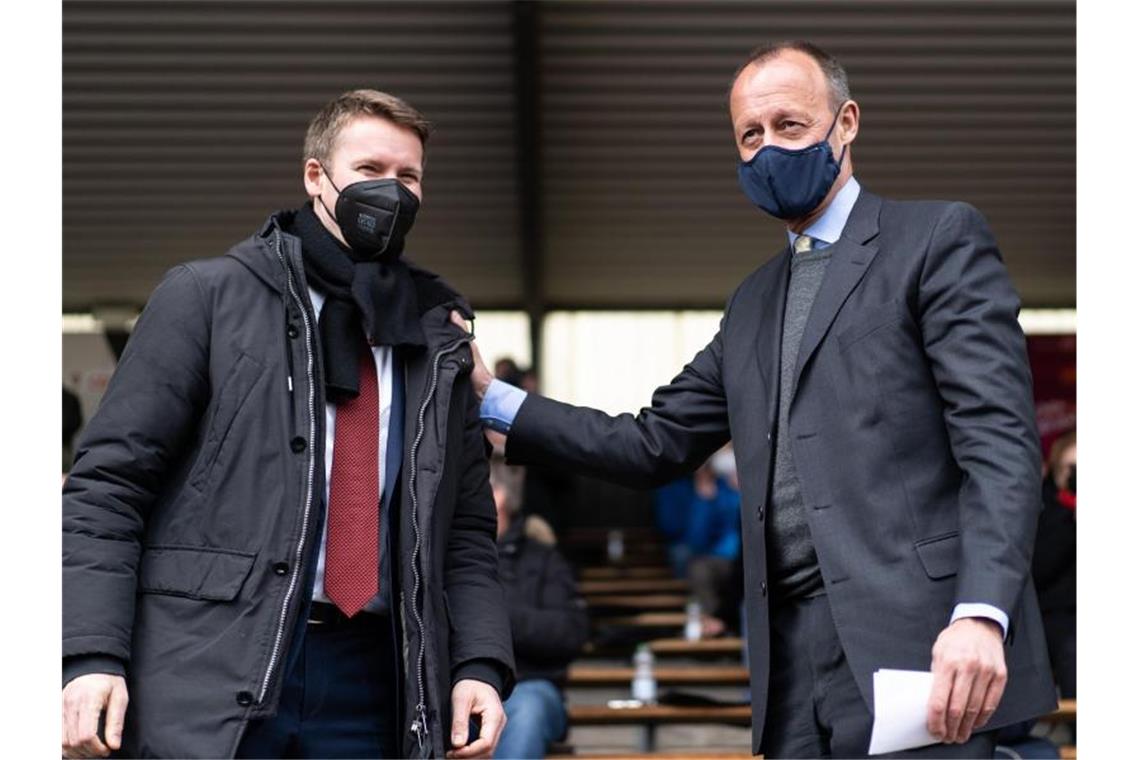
1048, 429, 1076, 482
302, 89, 432, 165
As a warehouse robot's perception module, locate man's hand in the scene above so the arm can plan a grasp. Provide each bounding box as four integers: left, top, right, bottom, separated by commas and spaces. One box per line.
445, 679, 505, 759
62, 674, 129, 758
450, 311, 493, 401
926, 617, 1007, 744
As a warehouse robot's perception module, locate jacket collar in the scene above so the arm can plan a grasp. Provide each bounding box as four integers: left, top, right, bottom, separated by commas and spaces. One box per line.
790, 189, 882, 400
752, 189, 883, 418
217, 210, 298, 297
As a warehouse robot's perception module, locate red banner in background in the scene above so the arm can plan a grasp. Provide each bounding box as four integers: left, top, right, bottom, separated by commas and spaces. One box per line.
1027, 334, 1077, 460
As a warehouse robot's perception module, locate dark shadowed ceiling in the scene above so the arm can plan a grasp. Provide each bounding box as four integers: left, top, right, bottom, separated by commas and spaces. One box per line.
63, 0, 1074, 312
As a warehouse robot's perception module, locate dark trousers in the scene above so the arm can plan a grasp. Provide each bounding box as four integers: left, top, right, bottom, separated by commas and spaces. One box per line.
236, 607, 400, 759
762, 594, 997, 759
1042, 609, 1076, 699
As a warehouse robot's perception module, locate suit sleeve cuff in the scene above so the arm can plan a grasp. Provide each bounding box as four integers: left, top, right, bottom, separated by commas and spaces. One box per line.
452, 658, 506, 696
63, 655, 126, 689
950, 603, 1009, 640
480, 379, 528, 434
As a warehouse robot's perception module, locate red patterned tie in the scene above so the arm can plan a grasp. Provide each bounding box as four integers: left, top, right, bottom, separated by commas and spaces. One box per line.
324, 340, 380, 617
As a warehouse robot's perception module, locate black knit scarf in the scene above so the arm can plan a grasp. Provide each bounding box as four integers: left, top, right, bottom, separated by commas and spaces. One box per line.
289, 203, 426, 401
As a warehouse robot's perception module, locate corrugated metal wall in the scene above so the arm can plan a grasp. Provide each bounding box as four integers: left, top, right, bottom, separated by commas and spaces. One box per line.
540, 1, 1074, 307
63, 1, 1074, 312
63, 1, 522, 310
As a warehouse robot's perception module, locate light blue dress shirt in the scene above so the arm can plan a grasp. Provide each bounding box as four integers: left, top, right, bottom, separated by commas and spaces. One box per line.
787, 176, 862, 249
479, 175, 1008, 637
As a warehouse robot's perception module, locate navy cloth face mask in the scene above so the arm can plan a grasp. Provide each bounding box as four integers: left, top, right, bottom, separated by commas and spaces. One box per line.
320, 166, 420, 263
737, 105, 848, 220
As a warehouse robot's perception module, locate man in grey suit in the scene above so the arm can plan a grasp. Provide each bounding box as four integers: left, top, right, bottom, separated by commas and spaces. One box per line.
462, 40, 1057, 757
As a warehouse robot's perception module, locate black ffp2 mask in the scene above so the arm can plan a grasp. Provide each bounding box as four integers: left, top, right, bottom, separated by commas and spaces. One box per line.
320, 167, 420, 262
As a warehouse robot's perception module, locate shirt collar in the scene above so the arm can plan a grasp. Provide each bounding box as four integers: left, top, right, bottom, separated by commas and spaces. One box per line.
786, 176, 861, 248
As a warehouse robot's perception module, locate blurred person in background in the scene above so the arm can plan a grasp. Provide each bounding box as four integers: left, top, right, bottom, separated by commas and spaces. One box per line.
62, 89, 513, 759
495, 364, 576, 536
488, 449, 590, 760
465, 39, 1056, 758
654, 445, 743, 635
1032, 430, 1076, 698
494, 356, 525, 389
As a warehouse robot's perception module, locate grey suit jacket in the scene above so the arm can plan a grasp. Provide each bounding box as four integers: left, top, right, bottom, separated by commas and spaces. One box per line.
505, 189, 1057, 753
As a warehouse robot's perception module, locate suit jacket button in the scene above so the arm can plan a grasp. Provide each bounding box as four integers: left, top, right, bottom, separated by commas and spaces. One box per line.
236, 691, 253, 707
273, 562, 289, 576
290, 436, 307, 453
760, 581, 768, 596
757, 507, 765, 521
766, 432, 772, 442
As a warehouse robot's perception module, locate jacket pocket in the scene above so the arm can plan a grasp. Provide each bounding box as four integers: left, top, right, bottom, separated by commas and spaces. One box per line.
138, 545, 257, 601
914, 532, 960, 580
189, 350, 265, 492
837, 299, 907, 352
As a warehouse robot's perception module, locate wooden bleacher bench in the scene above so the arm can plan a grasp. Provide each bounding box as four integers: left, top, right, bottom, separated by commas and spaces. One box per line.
579, 578, 690, 595
573, 554, 673, 569
582, 636, 745, 657
585, 593, 690, 611
649, 637, 744, 656
592, 612, 688, 628
565, 697, 1076, 724
567, 549, 668, 566
551, 752, 752, 759
1042, 698, 1076, 722
579, 565, 672, 581
564, 527, 660, 544
552, 753, 1075, 760
557, 700, 1077, 757
567, 664, 749, 686
567, 703, 752, 727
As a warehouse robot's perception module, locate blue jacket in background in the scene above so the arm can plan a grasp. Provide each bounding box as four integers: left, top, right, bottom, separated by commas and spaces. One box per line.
654, 476, 741, 560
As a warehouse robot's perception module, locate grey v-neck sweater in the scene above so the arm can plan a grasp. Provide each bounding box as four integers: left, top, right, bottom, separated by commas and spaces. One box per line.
768, 245, 831, 601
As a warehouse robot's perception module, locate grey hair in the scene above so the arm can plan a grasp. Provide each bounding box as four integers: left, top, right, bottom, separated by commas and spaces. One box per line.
733, 40, 852, 111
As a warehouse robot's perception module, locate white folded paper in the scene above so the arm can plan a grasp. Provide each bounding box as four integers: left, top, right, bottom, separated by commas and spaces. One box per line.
868, 669, 940, 755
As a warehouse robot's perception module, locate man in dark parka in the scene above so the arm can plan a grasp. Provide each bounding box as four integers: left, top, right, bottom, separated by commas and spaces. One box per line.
62, 90, 514, 759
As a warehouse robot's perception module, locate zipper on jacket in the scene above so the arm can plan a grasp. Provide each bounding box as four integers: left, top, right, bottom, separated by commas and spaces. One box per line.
284, 303, 298, 439
258, 228, 319, 704
407, 335, 473, 749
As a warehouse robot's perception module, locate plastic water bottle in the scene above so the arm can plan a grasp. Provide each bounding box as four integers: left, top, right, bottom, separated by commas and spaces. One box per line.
631, 643, 657, 704
607, 529, 624, 563
684, 599, 703, 641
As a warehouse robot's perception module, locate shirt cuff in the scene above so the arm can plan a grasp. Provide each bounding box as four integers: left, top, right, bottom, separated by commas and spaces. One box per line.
452, 658, 505, 696
950, 603, 1009, 640
480, 379, 528, 434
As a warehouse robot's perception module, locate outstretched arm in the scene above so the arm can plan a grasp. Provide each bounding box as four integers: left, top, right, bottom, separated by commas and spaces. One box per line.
453, 311, 732, 490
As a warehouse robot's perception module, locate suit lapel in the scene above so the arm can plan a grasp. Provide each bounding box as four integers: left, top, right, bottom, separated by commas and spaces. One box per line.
791, 191, 883, 401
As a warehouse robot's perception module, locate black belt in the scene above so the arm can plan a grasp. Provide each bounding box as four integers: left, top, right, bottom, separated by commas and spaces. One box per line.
307, 601, 384, 626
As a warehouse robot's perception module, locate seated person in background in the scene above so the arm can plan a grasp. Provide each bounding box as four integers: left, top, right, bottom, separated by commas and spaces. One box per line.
1033, 430, 1076, 698
654, 445, 743, 635
492, 364, 576, 536
494, 355, 525, 389
490, 451, 590, 760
